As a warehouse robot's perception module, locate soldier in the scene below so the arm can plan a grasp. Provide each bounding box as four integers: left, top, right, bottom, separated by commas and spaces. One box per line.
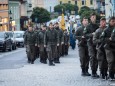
38, 25, 47, 64
63, 29, 69, 55
55, 22, 64, 63
44, 23, 59, 66
84, 13, 99, 78
93, 18, 108, 79
34, 27, 40, 60
24, 26, 37, 64
100, 17, 115, 80
76, 17, 91, 76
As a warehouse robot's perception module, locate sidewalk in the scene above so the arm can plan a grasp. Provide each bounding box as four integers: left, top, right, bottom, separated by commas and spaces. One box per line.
0, 47, 114, 86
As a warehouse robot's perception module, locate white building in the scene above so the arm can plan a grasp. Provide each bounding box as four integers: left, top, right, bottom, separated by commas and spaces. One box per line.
44, 0, 59, 12
105, 0, 113, 22
9, 0, 20, 30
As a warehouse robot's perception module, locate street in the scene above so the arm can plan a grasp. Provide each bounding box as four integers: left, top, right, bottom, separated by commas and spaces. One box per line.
0, 46, 114, 86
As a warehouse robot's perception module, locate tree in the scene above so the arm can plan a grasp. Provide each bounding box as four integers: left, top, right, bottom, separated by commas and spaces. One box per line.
54, 4, 78, 15
54, 4, 66, 14
31, 7, 51, 23
79, 6, 101, 22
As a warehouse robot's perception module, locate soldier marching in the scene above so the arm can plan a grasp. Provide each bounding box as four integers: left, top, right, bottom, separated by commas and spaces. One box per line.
24, 15, 115, 81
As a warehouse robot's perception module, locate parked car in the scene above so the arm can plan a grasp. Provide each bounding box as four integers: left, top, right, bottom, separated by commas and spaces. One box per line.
0, 32, 12, 52
14, 31, 24, 47
6, 31, 17, 50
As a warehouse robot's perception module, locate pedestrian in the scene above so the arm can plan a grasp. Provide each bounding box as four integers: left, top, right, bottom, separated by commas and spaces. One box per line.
63, 29, 70, 55
38, 25, 47, 64
24, 26, 37, 64
84, 13, 99, 78
76, 17, 91, 76
70, 29, 76, 50
93, 17, 108, 79
100, 17, 115, 80
44, 23, 59, 66
55, 22, 64, 63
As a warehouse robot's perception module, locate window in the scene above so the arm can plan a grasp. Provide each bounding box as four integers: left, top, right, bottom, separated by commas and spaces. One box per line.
102, 2, 105, 6
68, 1, 71, 4
60, 1, 62, 4
82, 1, 84, 5
75, 1, 77, 5
90, 0, 93, 5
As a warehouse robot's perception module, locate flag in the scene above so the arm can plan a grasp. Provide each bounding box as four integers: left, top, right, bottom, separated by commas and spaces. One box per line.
60, 13, 65, 31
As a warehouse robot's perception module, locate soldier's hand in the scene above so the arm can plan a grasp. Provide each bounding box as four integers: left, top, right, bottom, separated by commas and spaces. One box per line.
38, 45, 40, 47
44, 45, 46, 47
35, 44, 37, 46
57, 43, 59, 46
82, 36, 85, 38
61, 42, 64, 45
109, 37, 112, 41
92, 32, 95, 35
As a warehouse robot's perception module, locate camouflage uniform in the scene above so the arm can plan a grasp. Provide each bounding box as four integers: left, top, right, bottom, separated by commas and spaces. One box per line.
84, 23, 99, 77
44, 28, 59, 65
55, 27, 64, 63
38, 30, 47, 64
93, 27, 108, 79
24, 31, 37, 64
63, 31, 69, 55
76, 26, 90, 76
101, 26, 115, 79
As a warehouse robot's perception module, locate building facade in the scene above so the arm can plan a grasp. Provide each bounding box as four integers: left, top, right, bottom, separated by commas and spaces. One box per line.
111, 0, 115, 16
58, 0, 97, 10
0, 0, 9, 31
105, 0, 113, 22
44, 0, 59, 12
9, 0, 20, 31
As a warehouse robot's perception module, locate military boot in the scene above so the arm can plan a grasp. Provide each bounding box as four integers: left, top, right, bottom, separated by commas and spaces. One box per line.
81, 68, 86, 76
49, 60, 55, 66
109, 71, 114, 80
54, 58, 60, 63
85, 68, 91, 76
91, 70, 99, 78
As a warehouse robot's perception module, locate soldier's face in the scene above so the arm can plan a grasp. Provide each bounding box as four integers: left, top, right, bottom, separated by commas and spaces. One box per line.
42, 27, 46, 30
49, 24, 53, 29
109, 19, 115, 27
100, 20, 106, 28
90, 15, 96, 23
82, 19, 88, 26
28, 27, 33, 31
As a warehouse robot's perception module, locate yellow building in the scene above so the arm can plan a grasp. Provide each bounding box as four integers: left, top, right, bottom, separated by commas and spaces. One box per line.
58, 0, 97, 11
0, 0, 9, 31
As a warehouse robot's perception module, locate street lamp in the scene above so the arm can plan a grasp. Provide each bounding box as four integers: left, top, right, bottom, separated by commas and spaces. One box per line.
9, 10, 13, 31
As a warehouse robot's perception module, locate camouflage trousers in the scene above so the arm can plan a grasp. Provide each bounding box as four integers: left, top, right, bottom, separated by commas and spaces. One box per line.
46, 44, 57, 61
78, 46, 90, 69
26, 45, 35, 62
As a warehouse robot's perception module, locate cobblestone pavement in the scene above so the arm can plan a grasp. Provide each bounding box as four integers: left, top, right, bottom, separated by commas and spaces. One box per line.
0, 47, 114, 86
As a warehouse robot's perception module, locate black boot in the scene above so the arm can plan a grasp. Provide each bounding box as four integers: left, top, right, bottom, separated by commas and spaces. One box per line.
91, 70, 99, 78
54, 58, 60, 63
100, 70, 105, 79
109, 71, 114, 80
49, 60, 55, 66
85, 68, 91, 76
81, 68, 86, 76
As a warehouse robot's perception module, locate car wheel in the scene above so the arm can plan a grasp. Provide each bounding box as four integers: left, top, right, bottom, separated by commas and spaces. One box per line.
9, 45, 12, 51
2, 48, 6, 52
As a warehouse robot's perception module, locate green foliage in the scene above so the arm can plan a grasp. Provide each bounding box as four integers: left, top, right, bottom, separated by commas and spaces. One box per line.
54, 4, 66, 14
54, 4, 78, 14
79, 6, 101, 22
31, 7, 51, 23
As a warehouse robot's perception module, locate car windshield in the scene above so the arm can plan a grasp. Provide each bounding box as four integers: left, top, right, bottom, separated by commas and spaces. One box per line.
7, 33, 13, 38
0, 33, 4, 38
15, 33, 23, 38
